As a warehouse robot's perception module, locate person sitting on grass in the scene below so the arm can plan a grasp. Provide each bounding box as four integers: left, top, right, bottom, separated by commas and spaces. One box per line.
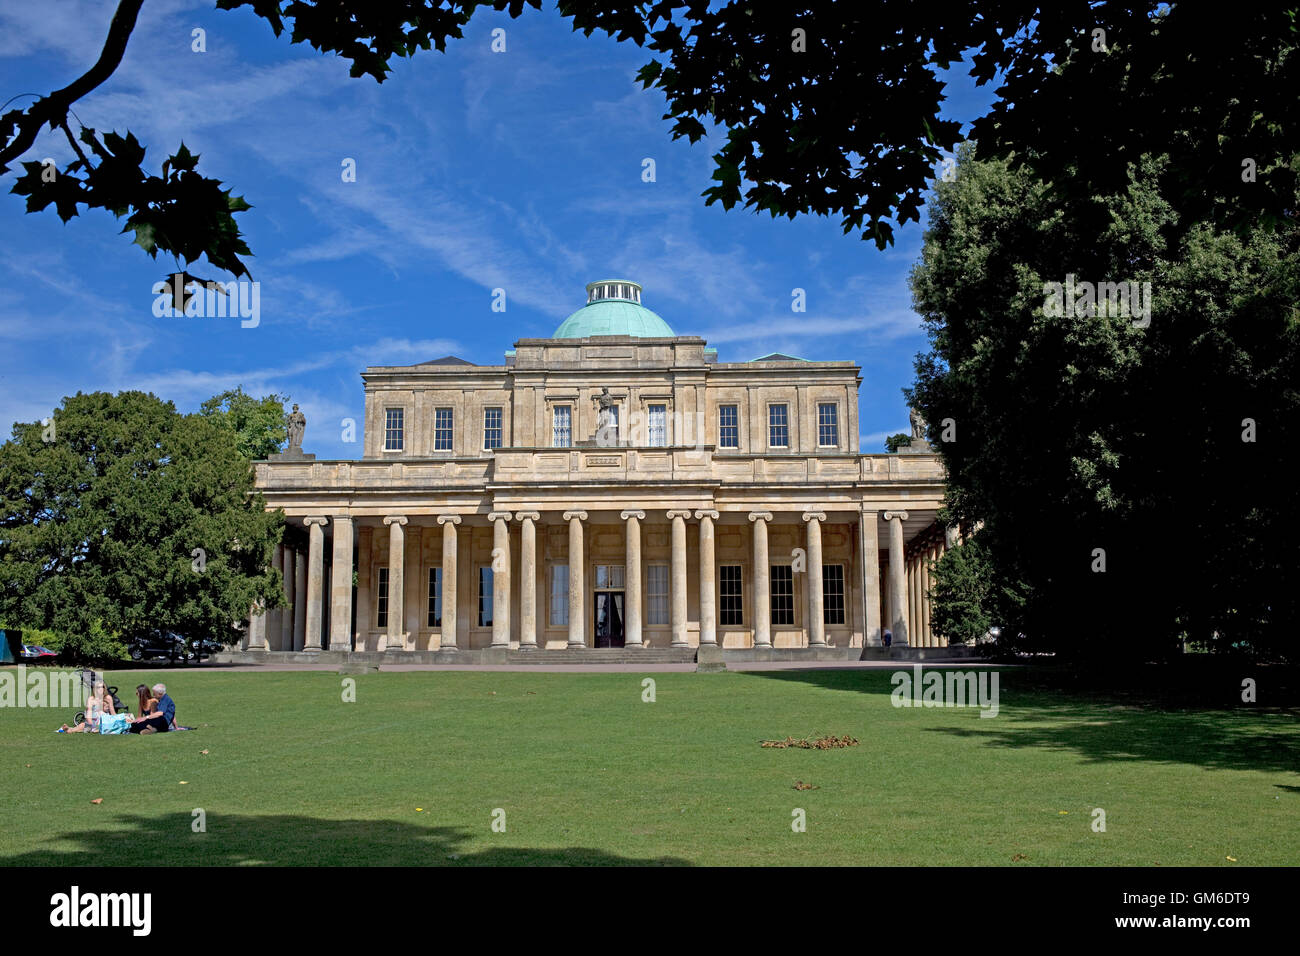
129, 683, 175, 734
135, 684, 157, 718
62, 681, 115, 733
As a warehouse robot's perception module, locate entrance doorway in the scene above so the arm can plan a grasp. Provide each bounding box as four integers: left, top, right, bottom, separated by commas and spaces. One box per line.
594, 592, 625, 648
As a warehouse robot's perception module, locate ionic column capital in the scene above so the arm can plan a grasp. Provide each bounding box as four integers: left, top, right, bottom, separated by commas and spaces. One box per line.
620, 509, 645, 521
666, 509, 692, 520
802, 511, 827, 523
883, 510, 910, 522
514, 511, 540, 522
748, 511, 773, 523
437, 514, 462, 526
303, 516, 329, 527
563, 510, 587, 521
694, 509, 719, 521
487, 511, 513, 523
383, 515, 408, 527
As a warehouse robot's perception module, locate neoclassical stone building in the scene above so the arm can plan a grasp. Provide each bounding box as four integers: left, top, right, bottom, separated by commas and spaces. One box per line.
245, 280, 952, 660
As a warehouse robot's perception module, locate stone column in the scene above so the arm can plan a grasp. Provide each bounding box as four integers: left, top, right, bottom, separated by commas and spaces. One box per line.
293, 546, 307, 651
383, 516, 407, 651
621, 510, 645, 646
269, 544, 285, 650
694, 510, 718, 645
246, 600, 267, 652
564, 511, 587, 647
281, 545, 296, 650
437, 515, 461, 649
329, 515, 354, 652
516, 512, 539, 649
803, 511, 827, 646
404, 525, 422, 648
860, 510, 882, 647
303, 517, 328, 651
749, 511, 773, 647
488, 511, 513, 647
883, 511, 909, 646
666, 511, 691, 646
354, 528, 372, 650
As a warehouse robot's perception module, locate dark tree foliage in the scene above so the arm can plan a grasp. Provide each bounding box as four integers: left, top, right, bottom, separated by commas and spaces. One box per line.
910, 145, 1300, 661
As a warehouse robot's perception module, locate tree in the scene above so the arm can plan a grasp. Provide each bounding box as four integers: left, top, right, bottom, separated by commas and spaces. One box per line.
909, 144, 1300, 660
5, 3, 1296, 277
0, 391, 285, 657
199, 387, 289, 461
884, 433, 912, 453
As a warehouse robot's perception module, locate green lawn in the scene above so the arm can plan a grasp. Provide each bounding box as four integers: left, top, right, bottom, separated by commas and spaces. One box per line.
2, 667, 1297, 865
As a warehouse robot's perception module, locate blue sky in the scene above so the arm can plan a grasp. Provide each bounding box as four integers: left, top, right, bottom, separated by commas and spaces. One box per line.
0, 0, 997, 459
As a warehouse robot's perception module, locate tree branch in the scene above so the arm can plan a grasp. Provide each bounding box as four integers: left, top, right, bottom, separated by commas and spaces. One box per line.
0, 0, 144, 170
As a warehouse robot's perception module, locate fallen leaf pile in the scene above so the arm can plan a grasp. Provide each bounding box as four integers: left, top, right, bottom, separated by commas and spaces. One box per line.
761, 734, 859, 749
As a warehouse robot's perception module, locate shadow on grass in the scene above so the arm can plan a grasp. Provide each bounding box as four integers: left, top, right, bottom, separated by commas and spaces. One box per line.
0, 813, 691, 866
743, 666, 1300, 778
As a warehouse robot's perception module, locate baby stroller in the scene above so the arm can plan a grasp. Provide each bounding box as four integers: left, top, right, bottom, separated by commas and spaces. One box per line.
73, 669, 126, 727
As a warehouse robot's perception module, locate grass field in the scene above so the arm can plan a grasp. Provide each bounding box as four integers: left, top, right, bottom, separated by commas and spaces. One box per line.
2, 666, 1297, 865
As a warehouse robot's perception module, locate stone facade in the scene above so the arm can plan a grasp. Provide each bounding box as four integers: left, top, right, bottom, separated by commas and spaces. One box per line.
248, 282, 953, 656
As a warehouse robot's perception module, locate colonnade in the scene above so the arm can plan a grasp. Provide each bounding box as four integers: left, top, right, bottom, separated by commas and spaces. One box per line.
244, 508, 942, 652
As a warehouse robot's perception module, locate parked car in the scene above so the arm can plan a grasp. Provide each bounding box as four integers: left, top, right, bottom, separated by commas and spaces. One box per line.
127, 631, 194, 663
20, 644, 59, 664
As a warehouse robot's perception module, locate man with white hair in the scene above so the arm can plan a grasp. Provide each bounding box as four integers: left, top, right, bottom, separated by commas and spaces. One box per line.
129, 682, 176, 734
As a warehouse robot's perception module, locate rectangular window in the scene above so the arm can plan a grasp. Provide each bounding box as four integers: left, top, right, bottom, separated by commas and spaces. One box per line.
647, 565, 669, 625
384, 408, 404, 451
823, 564, 846, 625
376, 567, 389, 627
720, 565, 743, 626
768, 404, 789, 448
549, 565, 569, 626
552, 405, 571, 447
771, 565, 794, 626
719, 404, 739, 448
478, 567, 494, 626
434, 407, 453, 451
427, 567, 442, 627
483, 407, 503, 450
595, 565, 625, 589
818, 403, 839, 447
648, 404, 667, 447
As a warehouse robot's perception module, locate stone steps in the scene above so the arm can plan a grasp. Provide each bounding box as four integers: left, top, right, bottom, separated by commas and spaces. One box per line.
505, 647, 697, 664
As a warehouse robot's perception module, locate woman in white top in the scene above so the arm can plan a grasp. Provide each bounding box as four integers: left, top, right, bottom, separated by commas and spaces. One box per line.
62, 681, 115, 733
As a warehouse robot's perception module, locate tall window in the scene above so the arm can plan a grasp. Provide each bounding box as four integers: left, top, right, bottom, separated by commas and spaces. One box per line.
434, 407, 453, 451
647, 565, 669, 625
720, 565, 743, 625
818, 403, 839, 447
384, 408, 404, 451
552, 406, 571, 447
427, 567, 442, 627
770, 565, 794, 626
483, 407, 503, 449
768, 404, 789, 448
478, 567, 494, 626
549, 565, 569, 626
648, 404, 667, 446
719, 404, 739, 448
376, 567, 389, 627
823, 564, 846, 625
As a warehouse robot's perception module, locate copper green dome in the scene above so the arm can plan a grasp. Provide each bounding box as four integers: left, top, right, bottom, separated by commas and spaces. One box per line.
553, 280, 675, 338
